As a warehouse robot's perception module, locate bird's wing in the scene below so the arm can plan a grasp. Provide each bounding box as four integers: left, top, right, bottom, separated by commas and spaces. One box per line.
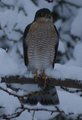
52, 25, 59, 68
23, 23, 32, 66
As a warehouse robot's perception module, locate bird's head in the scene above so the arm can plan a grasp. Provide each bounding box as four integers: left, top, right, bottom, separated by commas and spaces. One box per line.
34, 8, 53, 22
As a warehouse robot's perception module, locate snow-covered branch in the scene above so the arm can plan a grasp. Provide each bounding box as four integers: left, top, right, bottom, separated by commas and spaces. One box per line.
57, 0, 82, 8
0, 86, 63, 119
0, 106, 63, 120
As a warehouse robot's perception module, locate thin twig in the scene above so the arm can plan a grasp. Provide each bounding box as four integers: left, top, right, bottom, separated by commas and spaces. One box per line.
0, 105, 62, 119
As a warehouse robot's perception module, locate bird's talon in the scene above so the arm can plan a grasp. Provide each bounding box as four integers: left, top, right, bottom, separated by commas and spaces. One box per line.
34, 68, 38, 82
34, 76, 38, 82
41, 70, 47, 88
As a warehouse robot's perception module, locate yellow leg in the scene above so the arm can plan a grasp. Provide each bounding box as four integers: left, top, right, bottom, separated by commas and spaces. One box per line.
34, 68, 38, 81
41, 69, 47, 87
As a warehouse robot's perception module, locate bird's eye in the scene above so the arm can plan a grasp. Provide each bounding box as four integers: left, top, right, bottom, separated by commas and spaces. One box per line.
41, 13, 44, 17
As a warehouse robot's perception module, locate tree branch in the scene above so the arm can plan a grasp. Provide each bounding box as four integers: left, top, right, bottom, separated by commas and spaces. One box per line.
1, 76, 82, 89
0, 76, 82, 119
0, 106, 63, 119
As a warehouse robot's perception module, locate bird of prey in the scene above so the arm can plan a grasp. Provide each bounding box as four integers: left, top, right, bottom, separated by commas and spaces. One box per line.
23, 8, 59, 105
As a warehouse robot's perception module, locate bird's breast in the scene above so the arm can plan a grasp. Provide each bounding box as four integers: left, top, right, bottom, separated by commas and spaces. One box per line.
26, 21, 57, 71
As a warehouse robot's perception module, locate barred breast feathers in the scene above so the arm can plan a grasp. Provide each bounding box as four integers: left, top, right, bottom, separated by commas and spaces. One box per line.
25, 20, 58, 71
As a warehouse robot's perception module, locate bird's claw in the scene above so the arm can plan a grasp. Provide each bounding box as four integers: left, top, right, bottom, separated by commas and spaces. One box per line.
34, 68, 38, 82
41, 70, 47, 88
34, 69, 48, 88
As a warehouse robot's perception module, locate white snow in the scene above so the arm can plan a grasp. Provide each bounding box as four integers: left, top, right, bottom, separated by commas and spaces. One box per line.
0, 9, 17, 30
0, 48, 19, 76
66, 0, 82, 6
16, 110, 37, 120
58, 90, 82, 114
0, 88, 21, 114
73, 42, 82, 67
55, 19, 62, 30
0, 48, 27, 76
38, 0, 55, 11
58, 40, 66, 53
66, 41, 82, 67
1, 0, 16, 6
71, 8, 82, 37
46, 64, 82, 80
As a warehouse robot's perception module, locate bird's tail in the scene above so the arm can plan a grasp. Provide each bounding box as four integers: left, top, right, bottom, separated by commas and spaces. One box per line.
24, 87, 59, 105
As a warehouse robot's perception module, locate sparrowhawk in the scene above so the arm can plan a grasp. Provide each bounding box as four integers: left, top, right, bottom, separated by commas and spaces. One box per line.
23, 8, 59, 105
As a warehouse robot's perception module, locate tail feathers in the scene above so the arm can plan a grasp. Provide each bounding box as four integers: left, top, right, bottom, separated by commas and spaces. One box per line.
24, 87, 59, 105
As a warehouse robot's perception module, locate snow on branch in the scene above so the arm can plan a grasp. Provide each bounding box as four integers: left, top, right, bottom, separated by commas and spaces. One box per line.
56, 0, 82, 8
0, 86, 63, 120
45, 0, 82, 8
0, 105, 63, 119
0, 63, 82, 89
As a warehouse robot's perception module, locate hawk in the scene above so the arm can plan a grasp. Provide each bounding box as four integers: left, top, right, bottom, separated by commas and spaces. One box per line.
23, 8, 59, 105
